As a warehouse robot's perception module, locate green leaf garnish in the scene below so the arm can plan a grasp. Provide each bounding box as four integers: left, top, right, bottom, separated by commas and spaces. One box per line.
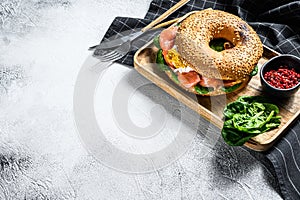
209, 38, 227, 52
250, 65, 258, 76
221, 83, 242, 93
153, 35, 161, 49
194, 85, 211, 94
221, 96, 281, 146
156, 49, 169, 71
156, 49, 179, 84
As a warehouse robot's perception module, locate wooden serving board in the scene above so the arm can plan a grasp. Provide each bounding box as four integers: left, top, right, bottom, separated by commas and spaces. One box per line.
133, 41, 300, 151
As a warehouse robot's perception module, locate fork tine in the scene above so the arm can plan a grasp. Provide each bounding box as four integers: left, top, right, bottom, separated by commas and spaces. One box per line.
100, 53, 123, 62
99, 52, 120, 61
99, 53, 120, 60
94, 40, 130, 62
103, 51, 120, 59
98, 50, 118, 59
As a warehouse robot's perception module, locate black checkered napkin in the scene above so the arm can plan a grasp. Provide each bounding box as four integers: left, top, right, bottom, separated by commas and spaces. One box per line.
95, 1, 300, 199
93, 17, 161, 66
95, 0, 300, 66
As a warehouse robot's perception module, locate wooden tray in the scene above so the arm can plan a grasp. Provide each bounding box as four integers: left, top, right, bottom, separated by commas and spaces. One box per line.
133, 37, 300, 151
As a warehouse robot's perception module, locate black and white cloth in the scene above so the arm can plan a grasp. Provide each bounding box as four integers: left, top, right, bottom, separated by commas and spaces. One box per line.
95, 0, 300, 199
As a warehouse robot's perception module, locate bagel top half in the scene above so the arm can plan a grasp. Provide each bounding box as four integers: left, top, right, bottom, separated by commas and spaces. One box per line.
175, 9, 263, 80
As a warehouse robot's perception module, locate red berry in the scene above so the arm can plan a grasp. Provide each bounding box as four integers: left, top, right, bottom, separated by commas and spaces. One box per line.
264, 66, 299, 89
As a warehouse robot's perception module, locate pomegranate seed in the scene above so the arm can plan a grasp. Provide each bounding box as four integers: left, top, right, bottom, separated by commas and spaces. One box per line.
264, 65, 299, 89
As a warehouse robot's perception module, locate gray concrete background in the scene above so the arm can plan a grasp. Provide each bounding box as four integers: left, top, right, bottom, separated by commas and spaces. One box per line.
0, 0, 282, 199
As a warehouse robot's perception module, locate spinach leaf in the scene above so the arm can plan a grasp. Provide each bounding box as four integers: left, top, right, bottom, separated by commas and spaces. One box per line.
263, 103, 280, 114
250, 65, 258, 76
221, 96, 281, 146
156, 49, 179, 84
237, 95, 271, 104
194, 85, 210, 94
169, 71, 179, 84
156, 49, 169, 71
223, 101, 247, 119
221, 83, 242, 93
209, 38, 226, 52
153, 35, 161, 49
222, 127, 256, 146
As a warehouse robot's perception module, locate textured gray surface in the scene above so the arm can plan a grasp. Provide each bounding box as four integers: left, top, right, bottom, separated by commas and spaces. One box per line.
0, 0, 282, 199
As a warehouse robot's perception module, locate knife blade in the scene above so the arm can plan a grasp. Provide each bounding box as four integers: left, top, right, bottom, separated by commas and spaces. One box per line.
89, 0, 191, 51
88, 30, 146, 51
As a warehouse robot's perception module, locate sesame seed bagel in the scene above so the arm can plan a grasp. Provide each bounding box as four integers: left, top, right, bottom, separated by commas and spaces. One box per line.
175, 9, 263, 80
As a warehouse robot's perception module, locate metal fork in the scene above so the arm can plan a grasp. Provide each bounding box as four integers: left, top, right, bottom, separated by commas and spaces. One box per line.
94, 40, 132, 62
92, 0, 190, 63
90, 41, 132, 72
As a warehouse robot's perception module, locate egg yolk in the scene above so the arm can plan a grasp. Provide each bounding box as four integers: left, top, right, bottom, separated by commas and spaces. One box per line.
165, 49, 190, 69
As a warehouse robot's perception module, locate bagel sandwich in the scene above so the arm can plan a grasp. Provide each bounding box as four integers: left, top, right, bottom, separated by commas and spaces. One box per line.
154, 9, 263, 96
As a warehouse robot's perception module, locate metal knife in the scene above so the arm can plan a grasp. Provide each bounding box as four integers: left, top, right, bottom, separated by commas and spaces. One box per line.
88, 0, 190, 51
88, 30, 148, 51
